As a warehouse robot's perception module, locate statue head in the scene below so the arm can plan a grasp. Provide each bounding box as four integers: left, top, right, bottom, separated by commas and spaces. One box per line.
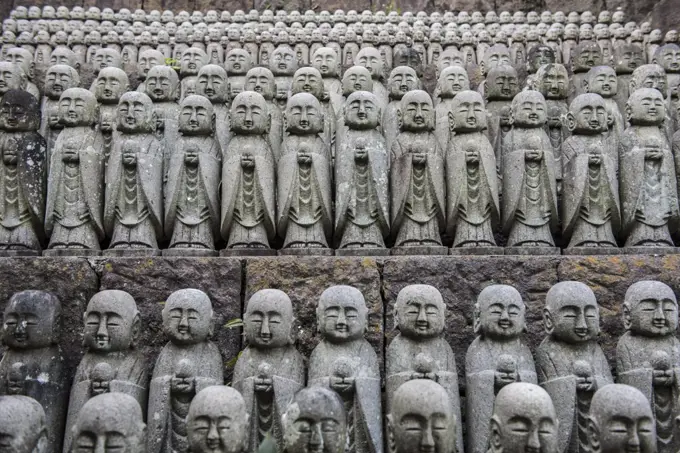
387, 380, 457, 453
398, 90, 435, 132
312, 47, 340, 78
527, 45, 556, 74
480, 44, 511, 76
394, 284, 445, 339
0, 89, 39, 133
5, 48, 34, 81
83, 290, 140, 353
571, 42, 604, 73
588, 385, 655, 453
196, 64, 229, 104
116, 91, 155, 134
437, 66, 470, 100
187, 386, 250, 453
653, 44, 680, 73
92, 48, 122, 75
180, 47, 209, 77
626, 88, 666, 126
510, 90, 547, 128
225, 49, 253, 76
0, 395, 48, 453
138, 49, 165, 80
544, 281, 600, 343
566, 94, 609, 135
0, 62, 27, 96
612, 44, 644, 75
341, 66, 373, 96
145, 65, 180, 102
244, 289, 295, 349
448, 90, 487, 133
49, 47, 79, 70
291, 67, 324, 99
387, 66, 420, 101
393, 48, 424, 76
489, 383, 558, 453
474, 285, 526, 340
317, 285, 368, 344
357, 47, 385, 81
71, 393, 146, 453
3, 290, 60, 350
90, 362, 114, 396
245, 67, 276, 101
622, 281, 678, 337
485, 65, 519, 101
584, 66, 618, 98
179, 95, 215, 136
93, 67, 129, 104
162, 288, 214, 346
271, 47, 298, 76
58, 88, 98, 127
285, 93, 324, 135
630, 64, 668, 96
344, 91, 381, 130
230, 91, 270, 135
534, 64, 568, 100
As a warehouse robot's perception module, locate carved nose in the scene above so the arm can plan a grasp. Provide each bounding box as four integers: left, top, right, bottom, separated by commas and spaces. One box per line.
421, 426, 435, 449
309, 424, 323, 448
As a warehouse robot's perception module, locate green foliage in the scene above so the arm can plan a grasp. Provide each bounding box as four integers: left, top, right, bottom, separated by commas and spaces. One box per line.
375, 0, 402, 15
165, 57, 180, 71
224, 318, 244, 329
225, 350, 243, 369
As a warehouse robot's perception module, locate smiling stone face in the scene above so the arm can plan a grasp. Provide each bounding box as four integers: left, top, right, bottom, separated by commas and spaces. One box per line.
83, 290, 139, 353
317, 285, 368, 344
395, 285, 445, 339
475, 285, 526, 341
145, 65, 179, 102
179, 95, 214, 136
244, 289, 294, 348
187, 386, 250, 453
196, 65, 229, 103
399, 90, 434, 132
544, 281, 600, 344
344, 91, 380, 130
449, 90, 487, 133
162, 289, 213, 346
230, 91, 270, 136
3, 291, 60, 350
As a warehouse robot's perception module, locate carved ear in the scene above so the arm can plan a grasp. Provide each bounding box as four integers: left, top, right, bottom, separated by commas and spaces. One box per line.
675, 415, 680, 436
629, 79, 637, 97
131, 313, 141, 348
583, 79, 590, 93
283, 112, 289, 132
566, 112, 577, 132
588, 418, 601, 453
211, 112, 216, 135
448, 110, 455, 133
507, 110, 515, 126
266, 111, 271, 135
479, 60, 486, 76
543, 307, 555, 335
489, 417, 503, 453
227, 110, 233, 132
150, 111, 158, 132
28, 61, 35, 80
472, 303, 482, 335
35, 428, 49, 453
386, 415, 397, 453
622, 304, 632, 330
208, 310, 215, 337
396, 108, 403, 130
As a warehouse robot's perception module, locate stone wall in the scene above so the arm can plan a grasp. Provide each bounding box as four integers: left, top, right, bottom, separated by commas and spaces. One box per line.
3, 254, 680, 391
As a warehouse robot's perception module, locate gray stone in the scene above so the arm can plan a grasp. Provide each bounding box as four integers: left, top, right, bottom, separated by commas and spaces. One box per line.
270, 46, 298, 109
569, 42, 604, 104
290, 67, 336, 155
179, 47, 209, 100
196, 64, 231, 155
356, 47, 388, 110
40, 65, 80, 162
143, 65, 180, 177
0, 395, 49, 453
584, 66, 626, 154
312, 47, 344, 117
484, 65, 518, 182
187, 386, 250, 453
245, 68, 283, 161
383, 66, 421, 155
226, 49, 254, 102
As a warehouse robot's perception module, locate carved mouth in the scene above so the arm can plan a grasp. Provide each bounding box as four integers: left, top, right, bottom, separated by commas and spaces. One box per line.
528, 114, 539, 121
498, 320, 511, 329
12, 332, 26, 342
253, 86, 262, 93
653, 320, 667, 328
573, 328, 588, 338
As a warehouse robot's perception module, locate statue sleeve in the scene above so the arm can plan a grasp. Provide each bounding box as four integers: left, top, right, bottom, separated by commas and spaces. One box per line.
617, 369, 654, 402
619, 132, 646, 233
104, 140, 123, 237
19, 132, 47, 238
198, 143, 223, 238
561, 150, 589, 240
276, 146, 299, 238
542, 375, 577, 453
501, 148, 527, 233
465, 370, 496, 453
220, 149, 243, 240
80, 143, 105, 239
138, 138, 165, 240
147, 376, 172, 453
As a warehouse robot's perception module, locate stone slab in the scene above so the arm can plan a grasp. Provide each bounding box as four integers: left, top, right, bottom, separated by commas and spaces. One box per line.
562, 247, 623, 256
278, 248, 335, 256
505, 246, 561, 256
449, 246, 505, 256
391, 245, 449, 256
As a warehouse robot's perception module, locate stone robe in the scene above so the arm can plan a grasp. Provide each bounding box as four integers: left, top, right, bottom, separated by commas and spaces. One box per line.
39, 97, 62, 161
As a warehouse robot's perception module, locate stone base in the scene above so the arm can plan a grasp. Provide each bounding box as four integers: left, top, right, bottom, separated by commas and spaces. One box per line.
278, 247, 334, 256
0, 249, 41, 257
623, 246, 680, 255
43, 248, 101, 257
450, 246, 505, 256
391, 246, 449, 256
220, 248, 277, 257
335, 247, 391, 256
505, 246, 561, 256
102, 248, 162, 257
162, 248, 219, 257
562, 247, 622, 256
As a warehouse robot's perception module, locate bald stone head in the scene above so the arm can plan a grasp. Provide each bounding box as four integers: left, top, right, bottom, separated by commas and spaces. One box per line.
226, 49, 253, 76
0, 395, 48, 453
395, 284, 445, 339
5, 48, 34, 81
116, 91, 155, 134
245, 67, 277, 101
188, 386, 250, 453
626, 87, 666, 126
588, 384, 655, 453
511, 90, 547, 128
92, 48, 122, 74
544, 281, 600, 343
313, 47, 340, 77
623, 281, 678, 337
93, 67, 129, 104
59, 87, 98, 127
162, 289, 214, 345
388, 380, 457, 453
145, 65, 180, 102
566, 93, 609, 134
653, 44, 680, 73
572, 41, 604, 73
71, 393, 146, 452
490, 383, 558, 453
475, 284, 526, 339
83, 290, 140, 353
271, 47, 298, 76
244, 289, 294, 348
49, 47, 79, 70
399, 89, 434, 132
357, 47, 385, 81
342, 66, 373, 96
44, 64, 80, 100
535, 64, 568, 100
197, 64, 229, 103
291, 67, 324, 99
179, 94, 215, 135
317, 285, 368, 344
486, 65, 519, 101
3, 290, 61, 350
0, 62, 27, 95
180, 47, 209, 77
449, 90, 487, 132
138, 49, 165, 80
527, 45, 556, 74
344, 90, 381, 130
481, 44, 511, 75
630, 64, 667, 96
585, 66, 618, 98
285, 92, 324, 134
230, 90, 270, 136
387, 66, 420, 101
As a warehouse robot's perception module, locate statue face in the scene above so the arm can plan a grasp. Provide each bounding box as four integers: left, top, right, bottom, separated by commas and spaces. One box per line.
45, 66, 77, 99
401, 92, 434, 132
117, 93, 153, 133
628, 296, 678, 336
272, 48, 296, 74
0, 91, 39, 132
487, 68, 519, 100
319, 296, 366, 343
656, 45, 680, 72
73, 398, 145, 453
3, 293, 58, 349
571, 98, 608, 133
230, 93, 269, 135
512, 93, 547, 127
226, 50, 252, 75
357, 49, 383, 80
283, 388, 347, 453
292, 68, 324, 99
187, 389, 249, 453
388, 67, 419, 99
587, 68, 618, 97
94, 69, 128, 103
528, 46, 555, 73
197, 66, 228, 103
478, 298, 525, 340
313, 48, 339, 77
395, 288, 445, 339
451, 92, 487, 132
615, 46, 644, 72
162, 293, 212, 345
538, 65, 568, 99
345, 92, 380, 129
575, 45, 603, 70
286, 94, 323, 134
180, 96, 213, 134
0, 396, 47, 453
181, 48, 208, 76
549, 298, 599, 343
145, 67, 178, 102
244, 291, 293, 348
138, 51, 163, 78
50, 49, 78, 70
83, 293, 138, 353
484, 46, 511, 72
438, 67, 470, 98
246, 69, 276, 100
59, 89, 97, 127
4, 49, 32, 79
629, 89, 665, 125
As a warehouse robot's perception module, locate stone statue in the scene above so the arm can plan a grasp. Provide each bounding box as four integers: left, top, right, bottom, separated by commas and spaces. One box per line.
484, 65, 519, 177
277, 92, 332, 255
309, 285, 383, 453
387, 380, 457, 453
270, 46, 298, 109
386, 285, 463, 453
0, 395, 49, 453
196, 64, 231, 153
476, 44, 511, 97
164, 95, 222, 256
466, 285, 537, 453
501, 90, 559, 254
44, 88, 104, 256
433, 65, 470, 151
621, 88, 679, 251
617, 281, 680, 453
357, 47, 388, 110
335, 91, 390, 255
233, 289, 305, 453
225, 49, 254, 102
281, 386, 347, 453
384, 66, 421, 163
0, 90, 46, 255
0, 291, 66, 453
630, 65, 674, 141
390, 90, 446, 255
187, 386, 250, 453
245, 67, 283, 161
144, 65, 180, 176
64, 290, 148, 453
536, 281, 614, 453
40, 65, 79, 162
290, 67, 336, 155
653, 44, 680, 93
312, 47, 343, 116
561, 94, 620, 253
487, 383, 559, 453
92, 67, 129, 165
147, 289, 224, 453
89, 48, 123, 90
69, 393, 146, 453
4, 48, 40, 99
103, 91, 163, 256
584, 66, 625, 149
0, 62, 28, 97
179, 47, 209, 100
588, 384, 657, 453
136, 49, 165, 92
220, 91, 276, 255
569, 42, 604, 103
446, 90, 501, 253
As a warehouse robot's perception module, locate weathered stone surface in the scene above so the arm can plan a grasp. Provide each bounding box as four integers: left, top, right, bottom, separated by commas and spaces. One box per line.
244, 256, 383, 369
98, 257, 242, 380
